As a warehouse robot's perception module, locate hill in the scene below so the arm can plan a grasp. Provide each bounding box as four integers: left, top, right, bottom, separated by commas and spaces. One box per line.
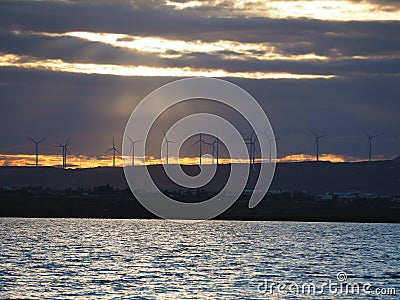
0, 160, 399, 195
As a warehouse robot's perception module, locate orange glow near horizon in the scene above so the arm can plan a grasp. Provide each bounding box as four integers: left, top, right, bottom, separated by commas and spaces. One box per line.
275, 153, 362, 163
0, 153, 385, 169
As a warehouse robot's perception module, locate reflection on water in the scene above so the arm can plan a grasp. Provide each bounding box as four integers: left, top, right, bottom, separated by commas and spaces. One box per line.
0, 219, 399, 299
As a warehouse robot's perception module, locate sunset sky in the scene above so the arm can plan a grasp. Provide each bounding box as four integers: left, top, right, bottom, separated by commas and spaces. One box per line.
0, 0, 399, 167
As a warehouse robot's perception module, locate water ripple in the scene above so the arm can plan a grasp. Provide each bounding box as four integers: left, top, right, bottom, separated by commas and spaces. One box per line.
0, 219, 399, 299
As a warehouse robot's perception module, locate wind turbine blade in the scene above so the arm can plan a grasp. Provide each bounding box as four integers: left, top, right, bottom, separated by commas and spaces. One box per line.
363, 129, 371, 138
128, 136, 133, 143
106, 148, 114, 153
27, 137, 36, 144
310, 130, 317, 138
38, 137, 46, 144
66, 148, 71, 155
250, 131, 257, 142
371, 134, 379, 139
192, 140, 200, 146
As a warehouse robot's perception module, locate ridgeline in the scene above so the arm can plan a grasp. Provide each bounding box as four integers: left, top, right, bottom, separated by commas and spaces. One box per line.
1, 160, 399, 195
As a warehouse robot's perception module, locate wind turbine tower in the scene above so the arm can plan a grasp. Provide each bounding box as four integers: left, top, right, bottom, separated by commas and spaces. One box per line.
56, 138, 71, 169
193, 133, 208, 165
28, 137, 46, 167
106, 137, 120, 167
267, 136, 278, 163
162, 131, 174, 165
245, 131, 257, 165
364, 130, 378, 162
209, 137, 223, 165
311, 131, 327, 162
128, 137, 141, 167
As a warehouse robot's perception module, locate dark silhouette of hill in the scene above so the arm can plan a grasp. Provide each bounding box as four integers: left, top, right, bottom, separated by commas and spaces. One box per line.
0, 160, 399, 195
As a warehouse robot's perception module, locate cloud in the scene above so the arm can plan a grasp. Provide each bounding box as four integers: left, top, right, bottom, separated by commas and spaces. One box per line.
1, 0, 399, 77
1, 28, 399, 78
0, 0, 399, 161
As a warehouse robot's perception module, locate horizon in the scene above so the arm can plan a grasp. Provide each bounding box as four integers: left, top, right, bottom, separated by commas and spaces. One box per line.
1, 153, 399, 169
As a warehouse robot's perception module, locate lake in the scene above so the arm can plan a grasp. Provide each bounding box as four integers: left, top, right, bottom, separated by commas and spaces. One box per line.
1, 219, 399, 299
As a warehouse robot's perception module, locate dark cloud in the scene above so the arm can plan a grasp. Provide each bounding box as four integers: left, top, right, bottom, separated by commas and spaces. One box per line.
1, 1, 399, 43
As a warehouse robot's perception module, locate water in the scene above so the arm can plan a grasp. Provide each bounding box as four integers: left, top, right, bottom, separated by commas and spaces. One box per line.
0, 219, 399, 299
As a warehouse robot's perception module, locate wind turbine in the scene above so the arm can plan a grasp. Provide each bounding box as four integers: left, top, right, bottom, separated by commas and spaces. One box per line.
209, 137, 224, 165
267, 136, 278, 163
56, 138, 71, 169
208, 140, 216, 165
56, 144, 65, 168
192, 133, 208, 165
245, 131, 257, 165
311, 131, 327, 161
162, 130, 174, 165
127, 137, 141, 167
27, 137, 46, 167
363, 130, 378, 162
106, 137, 120, 167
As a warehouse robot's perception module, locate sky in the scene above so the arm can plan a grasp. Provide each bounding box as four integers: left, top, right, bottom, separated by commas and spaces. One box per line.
0, 0, 399, 167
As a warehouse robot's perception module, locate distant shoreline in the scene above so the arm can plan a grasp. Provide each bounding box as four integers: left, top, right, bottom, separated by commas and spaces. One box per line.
1, 193, 399, 223
1, 160, 399, 223
1, 160, 400, 195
